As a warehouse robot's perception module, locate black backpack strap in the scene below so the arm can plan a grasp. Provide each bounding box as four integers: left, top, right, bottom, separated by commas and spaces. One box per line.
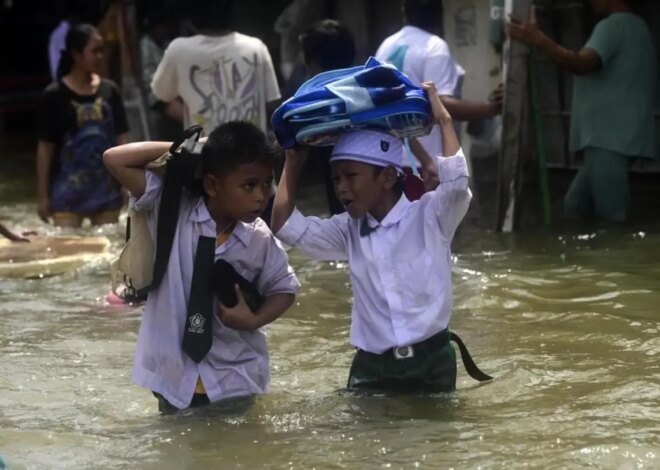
150, 125, 204, 290
150, 157, 185, 290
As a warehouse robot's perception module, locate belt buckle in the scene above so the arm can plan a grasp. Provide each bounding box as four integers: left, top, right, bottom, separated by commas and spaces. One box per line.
393, 345, 414, 359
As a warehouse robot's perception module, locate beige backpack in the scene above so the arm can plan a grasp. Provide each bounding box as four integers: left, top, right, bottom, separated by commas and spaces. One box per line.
110, 126, 204, 299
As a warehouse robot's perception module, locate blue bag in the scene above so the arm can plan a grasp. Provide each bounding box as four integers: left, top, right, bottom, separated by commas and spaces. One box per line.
272, 57, 432, 149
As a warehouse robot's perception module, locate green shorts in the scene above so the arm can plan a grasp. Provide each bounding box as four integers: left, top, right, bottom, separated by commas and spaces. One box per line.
347, 330, 458, 393
347, 330, 493, 394
564, 147, 633, 222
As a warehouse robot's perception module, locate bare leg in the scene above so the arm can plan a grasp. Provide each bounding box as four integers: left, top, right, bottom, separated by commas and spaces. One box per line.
52, 212, 84, 228
89, 209, 121, 226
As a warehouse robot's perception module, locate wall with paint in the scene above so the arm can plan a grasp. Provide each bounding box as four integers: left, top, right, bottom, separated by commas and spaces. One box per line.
443, 0, 502, 102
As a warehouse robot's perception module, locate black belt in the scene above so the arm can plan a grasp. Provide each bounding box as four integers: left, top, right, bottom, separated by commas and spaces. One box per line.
360, 330, 493, 383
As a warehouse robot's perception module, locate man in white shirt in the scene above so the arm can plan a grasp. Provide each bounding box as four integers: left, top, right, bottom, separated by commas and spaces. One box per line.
271, 83, 491, 393
375, 0, 502, 200
151, 0, 281, 136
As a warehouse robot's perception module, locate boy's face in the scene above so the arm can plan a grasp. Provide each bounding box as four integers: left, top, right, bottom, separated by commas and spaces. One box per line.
331, 160, 398, 220
203, 161, 273, 224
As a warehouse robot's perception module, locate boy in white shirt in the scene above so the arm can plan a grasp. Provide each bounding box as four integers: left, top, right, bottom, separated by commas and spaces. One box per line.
271, 83, 491, 393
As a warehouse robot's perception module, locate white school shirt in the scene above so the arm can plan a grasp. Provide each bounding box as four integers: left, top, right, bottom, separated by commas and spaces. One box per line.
277, 150, 471, 354
151, 33, 281, 135
131, 171, 299, 409
375, 26, 465, 165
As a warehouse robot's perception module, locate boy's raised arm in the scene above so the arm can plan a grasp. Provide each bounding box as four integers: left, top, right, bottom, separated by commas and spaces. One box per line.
271, 148, 308, 234
103, 141, 172, 197
422, 82, 471, 241
422, 82, 460, 157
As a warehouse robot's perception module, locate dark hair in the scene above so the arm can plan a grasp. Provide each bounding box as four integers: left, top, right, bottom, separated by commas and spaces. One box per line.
57, 23, 98, 80
185, 0, 235, 31
299, 19, 356, 71
403, 0, 443, 32
202, 121, 278, 176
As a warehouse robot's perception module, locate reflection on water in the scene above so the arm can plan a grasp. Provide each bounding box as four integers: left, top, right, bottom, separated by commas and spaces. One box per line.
1, 194, 659, 468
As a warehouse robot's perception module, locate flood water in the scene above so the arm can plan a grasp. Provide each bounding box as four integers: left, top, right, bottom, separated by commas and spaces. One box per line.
1, 172, 659, 469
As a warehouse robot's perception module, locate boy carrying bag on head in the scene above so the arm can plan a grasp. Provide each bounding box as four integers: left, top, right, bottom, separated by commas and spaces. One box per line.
104, 122, 299, 412
272, 83, 491, 393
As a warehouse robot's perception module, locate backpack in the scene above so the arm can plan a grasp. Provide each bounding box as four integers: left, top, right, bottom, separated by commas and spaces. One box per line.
110, 125, 204, 300
271, 57, 432, 149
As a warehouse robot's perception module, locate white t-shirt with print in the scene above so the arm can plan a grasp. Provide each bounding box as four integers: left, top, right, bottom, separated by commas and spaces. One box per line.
151, 33, 281, 135
375, 26, 464, 163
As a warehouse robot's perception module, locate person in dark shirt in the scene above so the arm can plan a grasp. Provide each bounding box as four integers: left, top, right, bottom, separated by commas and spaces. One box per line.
37, 23, 129, 227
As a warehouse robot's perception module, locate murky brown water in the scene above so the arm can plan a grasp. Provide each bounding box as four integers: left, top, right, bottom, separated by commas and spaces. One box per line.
1, 176, 659, 469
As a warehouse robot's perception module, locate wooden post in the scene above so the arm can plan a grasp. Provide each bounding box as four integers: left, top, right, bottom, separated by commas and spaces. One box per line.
495, 0, 532, 232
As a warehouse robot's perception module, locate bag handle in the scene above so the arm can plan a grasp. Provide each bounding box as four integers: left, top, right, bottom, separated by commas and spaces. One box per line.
151, 125, 205, 290
169, 124, 204, 154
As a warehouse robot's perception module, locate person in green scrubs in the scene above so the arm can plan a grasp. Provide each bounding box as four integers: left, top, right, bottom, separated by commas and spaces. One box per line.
508, 0, 656, 222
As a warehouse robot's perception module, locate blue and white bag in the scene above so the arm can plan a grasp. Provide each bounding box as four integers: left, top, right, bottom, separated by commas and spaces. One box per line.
272, 57, 432, 149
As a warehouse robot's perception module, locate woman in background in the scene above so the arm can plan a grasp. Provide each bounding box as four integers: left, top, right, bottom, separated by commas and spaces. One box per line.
37, 23, 129, 227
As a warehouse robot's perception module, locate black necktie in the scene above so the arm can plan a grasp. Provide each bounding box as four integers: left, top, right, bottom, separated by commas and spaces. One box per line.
182, 236, 215, 363
360, 217, 377, 237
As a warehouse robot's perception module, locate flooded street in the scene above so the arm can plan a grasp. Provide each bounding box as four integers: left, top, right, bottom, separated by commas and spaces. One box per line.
1, 175, 659, 469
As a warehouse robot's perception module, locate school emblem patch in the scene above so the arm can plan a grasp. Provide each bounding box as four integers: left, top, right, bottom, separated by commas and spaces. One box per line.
188, 313, 206, 334
380, 140, 390, 152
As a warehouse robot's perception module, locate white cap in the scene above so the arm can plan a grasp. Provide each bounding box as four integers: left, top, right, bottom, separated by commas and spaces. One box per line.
330, 129, 403, 173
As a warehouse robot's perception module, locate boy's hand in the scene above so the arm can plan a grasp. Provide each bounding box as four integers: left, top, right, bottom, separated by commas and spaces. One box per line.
421, 162, 440, 191
218, 285, 258, 331
422, 82, 452, 125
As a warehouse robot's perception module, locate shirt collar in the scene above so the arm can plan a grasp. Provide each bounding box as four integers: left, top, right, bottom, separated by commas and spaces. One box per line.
188, 198, 254, 247
401, 25, 429, 36
363, 194, 411, 231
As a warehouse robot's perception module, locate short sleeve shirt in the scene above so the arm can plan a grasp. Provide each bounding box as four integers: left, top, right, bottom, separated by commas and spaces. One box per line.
38, 79, 129, 145
130, 171, 299, 408
38, 79, 129, 185
570, 13, 657, 158
151, 33, 281, 135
